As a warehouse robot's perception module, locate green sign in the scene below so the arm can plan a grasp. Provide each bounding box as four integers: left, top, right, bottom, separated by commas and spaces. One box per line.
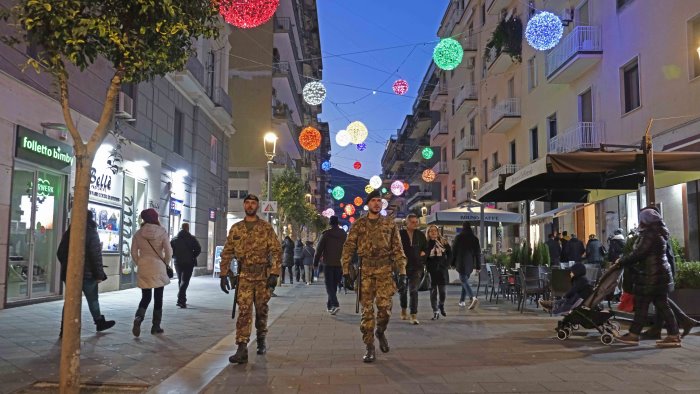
37, 178, 55, 197
15, 126, 74, 171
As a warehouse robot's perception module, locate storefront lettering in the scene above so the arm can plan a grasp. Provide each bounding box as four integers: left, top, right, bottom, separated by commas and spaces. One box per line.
21, 136, 73, 164
90, 167, 113, 192
37, 178, 54, 197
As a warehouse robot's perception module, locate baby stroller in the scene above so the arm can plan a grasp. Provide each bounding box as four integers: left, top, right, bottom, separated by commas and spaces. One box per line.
556, 264, 623, 345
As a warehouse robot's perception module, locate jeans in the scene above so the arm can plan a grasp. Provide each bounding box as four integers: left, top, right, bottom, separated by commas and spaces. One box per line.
630, 293, 679, 335
303, 266, 312, 283
399, 271, 420, 314
324, 265, 342, 309
82, 278, 101, 321
430, 285, 446, 312
281, 266, 294, 283
176, 265, 194, 304
294, 259, 303, 282
459, 272, 474, 302
139, 287, 164, 311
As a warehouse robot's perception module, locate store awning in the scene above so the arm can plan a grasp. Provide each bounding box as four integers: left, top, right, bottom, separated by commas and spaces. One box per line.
426, 205, 522, 225
531, 203, 582, 224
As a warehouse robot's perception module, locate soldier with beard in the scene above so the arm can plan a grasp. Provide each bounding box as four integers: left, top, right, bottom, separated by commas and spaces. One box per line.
219, 194, 282, 364
341, 190, 406, 363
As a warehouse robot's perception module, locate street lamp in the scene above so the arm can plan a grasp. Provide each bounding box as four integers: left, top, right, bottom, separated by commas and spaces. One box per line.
697, 46, 700, 61
470, 175, 481, 195
264, 132, 278, 222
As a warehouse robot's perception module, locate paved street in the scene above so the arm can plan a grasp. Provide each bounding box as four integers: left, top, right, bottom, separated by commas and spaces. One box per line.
1, 276, 699, 393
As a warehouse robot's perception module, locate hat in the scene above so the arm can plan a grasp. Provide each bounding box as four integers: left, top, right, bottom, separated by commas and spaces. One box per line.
614, 228, 623, 235
366, 189, 381, 202
639, 207, 662, 226
329, 216, 339, 226
140, 208, 159, 224
243, 194, 259, 202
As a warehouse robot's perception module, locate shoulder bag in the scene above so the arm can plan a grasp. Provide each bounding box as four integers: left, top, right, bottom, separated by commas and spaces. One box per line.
147, 240, 174, 278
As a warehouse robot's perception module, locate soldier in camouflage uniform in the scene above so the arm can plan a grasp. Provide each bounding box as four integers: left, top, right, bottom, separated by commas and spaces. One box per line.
341, 189, 407, 363
219, 194, 282, 364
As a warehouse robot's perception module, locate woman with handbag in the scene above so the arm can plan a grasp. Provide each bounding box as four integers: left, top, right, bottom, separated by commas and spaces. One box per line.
425, 225, 451, 320
131, 208, 173, 337
450, 222, 481, 310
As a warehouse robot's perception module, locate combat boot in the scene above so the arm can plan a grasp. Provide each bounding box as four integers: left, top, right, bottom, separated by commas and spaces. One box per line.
400, 308, 408, 320
95, 315, 116, 332
257, 337, 267, 355
376, 331, 390, 353
132, 307, 146, 337
362, 344, 376, 363
151, 309, 164, 335
229, 343, 249, 364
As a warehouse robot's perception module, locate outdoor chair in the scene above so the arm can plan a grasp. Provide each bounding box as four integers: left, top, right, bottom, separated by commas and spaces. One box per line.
518, 266, 547, 313
476, 264, 491, 299
487, 263, 502, 303
549, 268, 573, 316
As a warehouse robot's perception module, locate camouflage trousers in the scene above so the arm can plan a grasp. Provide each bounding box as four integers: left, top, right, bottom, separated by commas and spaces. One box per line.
235, 278, 271, 344
360, 272, 396, 345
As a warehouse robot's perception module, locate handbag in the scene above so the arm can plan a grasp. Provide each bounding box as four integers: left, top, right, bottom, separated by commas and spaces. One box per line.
147, 240, 174, 279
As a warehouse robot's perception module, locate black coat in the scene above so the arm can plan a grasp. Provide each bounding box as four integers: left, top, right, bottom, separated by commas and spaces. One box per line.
313, 226, 347, 267
282, 237, 294, 267
585, 238, 603, 263
546, 238, 561, 264
399, 229, 428, 274
170, 230, 202, 268
562, 237, 585, 262
426, 239, 450, 286
607, 235, 626, 262
449, 232, 481, 275
565, 262, 593, 300
57, 219, 106, 282
618, 223, 674, 296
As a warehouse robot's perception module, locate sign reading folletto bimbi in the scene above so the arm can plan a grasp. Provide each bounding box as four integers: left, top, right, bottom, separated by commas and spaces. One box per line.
15, 126, 74, 171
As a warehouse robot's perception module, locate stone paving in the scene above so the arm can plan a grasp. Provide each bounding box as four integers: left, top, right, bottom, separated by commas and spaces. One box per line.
0, 276, 699, 393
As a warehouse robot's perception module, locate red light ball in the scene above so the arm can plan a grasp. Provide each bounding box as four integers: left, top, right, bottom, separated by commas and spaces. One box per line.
299, 126, 322, 151
220, 0, 280, 29
353, 161, 362, 170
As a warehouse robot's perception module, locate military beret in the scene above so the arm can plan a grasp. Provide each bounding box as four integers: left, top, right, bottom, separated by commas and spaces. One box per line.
367, 189, 381, 202
243, 194, 260, 202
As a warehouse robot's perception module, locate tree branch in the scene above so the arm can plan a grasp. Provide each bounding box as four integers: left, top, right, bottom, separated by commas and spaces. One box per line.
87, 67, 124, 155
57, 69, 84, 150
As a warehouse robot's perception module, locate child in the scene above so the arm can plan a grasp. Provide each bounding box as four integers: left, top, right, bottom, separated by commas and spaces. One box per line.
539, 262, 593, 315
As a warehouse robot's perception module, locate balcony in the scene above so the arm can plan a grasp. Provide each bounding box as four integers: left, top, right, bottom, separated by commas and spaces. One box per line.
549, 122, 604, 153
272, 61, 291, 77
186, 57, 206, 89
488, 98, 521, 133
454, 84, 478, 115
212, 87, 232, 118
546, 26, 603, 84
463, 34, 478, 51
486, 46, 517, 75
432, 161, 449, 175
272, 101, 291, 120
429, 82, 448, 111
456, 187, 473, 205
455, 134, 478, 160
489, 164, 520, 181
273, 16, 291, 33
429, 121, 449, 145
487, 0, 510, 14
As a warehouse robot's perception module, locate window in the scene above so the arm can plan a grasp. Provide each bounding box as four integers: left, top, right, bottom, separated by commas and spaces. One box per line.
530, 127, 539, 160
691, 15, 700, 79
451, 180, 456, 199
443, 186, 447, 201
207, 50, 216, 97
622, 58, 641, 113
509, 140, 516, 164
451, 138, 456, 159
580, 89, 593, 122
229, 190, 249, 199
469, 117, 476, 137
527, 56, 538, 91
481, 2, 486, 26
461, 173, 467, 188
442, 147, 447, 162
210, 135, 218, 174
482, 158, 488, 182
459, 127, 465, 140
616, 0, 635, 12
452, 97, 456, 115
229, 171, 250, 178
492, 152, 499, 169
547, 113, 557, 139
174, 110, 184, 155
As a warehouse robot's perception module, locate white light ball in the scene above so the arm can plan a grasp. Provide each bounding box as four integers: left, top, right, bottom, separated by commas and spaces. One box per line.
381, 198, 389, 210
335, 130, 351, 147
380, 209, 387, 217
302, 81, 327, 105
346, 121, 368, 144
369, 176, 382, 190
391, 180, 405, 196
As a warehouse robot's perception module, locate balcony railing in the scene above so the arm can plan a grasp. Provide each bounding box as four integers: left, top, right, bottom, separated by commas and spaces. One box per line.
213, 87, 232, 117
456, 133, 478, 154
186, 56, 206, 88
490, 164, 520, 180
456, 187, 473, 204
432, 161, 448, 174
273, 16, 291, 32
272, 61, 290, 75
430, 81, 448, 103
488, 98, 520, 127
549, 122, 604, 153
429, 121, 448, 140
463, 34, 478, 51
545, 26, 602, 78
455, 84, 477, 111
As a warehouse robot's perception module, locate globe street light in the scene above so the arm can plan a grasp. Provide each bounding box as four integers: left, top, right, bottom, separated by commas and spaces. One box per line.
264, 132, 278, 223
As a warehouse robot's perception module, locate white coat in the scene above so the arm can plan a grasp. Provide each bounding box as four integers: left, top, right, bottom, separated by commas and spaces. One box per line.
131, 223, 172, 289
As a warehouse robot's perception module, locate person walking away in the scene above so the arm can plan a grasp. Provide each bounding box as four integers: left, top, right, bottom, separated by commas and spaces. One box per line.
399, 214, 428, 325
425, 225, 451, 320
303, 241, 315, 285
131, 208, 172, 337
562, 233, 585, 263
293, 239, 304, 283
539, 262, 592, 314
545, 233, 561, 267
313, 216, 347, 314
57, 210, 115, 336
614, 207, 681, 348
559, 231, 570, 263
170, 222, 201, 308
450, 222, 481, 309
219, 194, 282, 363
585, 234, 604, 267
281, 236, 294, 284
607, 228, 626, 263
341, 189, 406, 363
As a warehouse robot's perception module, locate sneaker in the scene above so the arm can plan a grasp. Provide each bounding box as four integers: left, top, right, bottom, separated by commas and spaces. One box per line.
330, 307, 340, 315
616, 332, 640, 345
176, 301, 186, 309
656, 335, 682, 348
458, 301, 466, 308
468, 298, 480, 310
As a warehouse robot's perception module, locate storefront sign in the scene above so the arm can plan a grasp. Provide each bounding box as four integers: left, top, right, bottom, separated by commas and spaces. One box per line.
209, 208, 217, 221
89, 166, 122, 204
170, 197, 184, 215
37, 178, 55, 197
15, 126, 74, 171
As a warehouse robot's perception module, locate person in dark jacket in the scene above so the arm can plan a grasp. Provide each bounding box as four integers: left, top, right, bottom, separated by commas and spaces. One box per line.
562, 233, 585, 263
426, 225, 451, 320
399, 214, 428, 325
615, 207, 681, 347
559, 231, 570, 262
607, 228, 626, 263
545, 233, 561, 266
170, 223, 202, 308
281, 236, 295, 284
585, 234, 604, 266
293, 239, 304, 282
57, 210, 115, 336
302, 241, 315, 285
313, 216, 347, 314
539, 262, 592, 315
450, 222, 481, 310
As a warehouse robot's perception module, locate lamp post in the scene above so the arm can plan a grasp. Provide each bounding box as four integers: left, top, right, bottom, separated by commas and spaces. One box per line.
264, 132, 278, 223
470, 176, 486, 260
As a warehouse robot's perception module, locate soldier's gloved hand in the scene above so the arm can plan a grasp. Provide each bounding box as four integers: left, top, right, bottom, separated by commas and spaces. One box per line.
220, 276, 231, 294
343, 274, 353, 289
266, 274, 279, 289
228, 271, 239, 289
397, 274, 407, 293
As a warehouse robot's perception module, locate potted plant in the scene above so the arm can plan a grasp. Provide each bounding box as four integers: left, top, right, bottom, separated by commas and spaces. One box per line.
671, 261, 700, 319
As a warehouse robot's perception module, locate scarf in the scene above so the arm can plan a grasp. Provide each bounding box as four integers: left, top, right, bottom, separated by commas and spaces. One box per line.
430, 238, 446, 257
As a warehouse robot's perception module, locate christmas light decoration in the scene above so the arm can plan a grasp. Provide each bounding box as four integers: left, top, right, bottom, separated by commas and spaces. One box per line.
403, 182, 410, 191
299, 126, 321, 151
525, 11, 564, 51
380, 209, 388, 217
364, 185, 374, 194
321, 160, 331, 172
339, 203, 345, 208
342, 225, 349, 232
422, 147, 434, 160
332, 186, 345, 200
422, 169, 436, 182
381, 187, 388, 194
364, 205, 369, 211
302, 81, 327, 105
369, 176, 382, 190
335, 129, 351, 147
353, 161, 362, 170
349, 217, 356, 224
346, 121, 368, 144
433, 37, 463, 71
354, 197, 363, 206
342, 213, 347, 219
356, 143, 367, 152
321, 208, 335, 218
391, 180, 405, 196
327, 188, 332, 194
344, 205, 356, 216
392, 79, 409, 95
381, 199, 389, 210
220, 0, 280, 29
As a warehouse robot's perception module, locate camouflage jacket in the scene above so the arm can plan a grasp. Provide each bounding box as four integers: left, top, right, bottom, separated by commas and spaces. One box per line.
220, 217, 282, 281
341, 215, 406, 276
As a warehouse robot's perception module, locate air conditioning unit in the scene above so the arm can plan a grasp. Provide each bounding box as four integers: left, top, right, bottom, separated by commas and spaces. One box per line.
115, 92, 135, 120
561, 8, 574, 25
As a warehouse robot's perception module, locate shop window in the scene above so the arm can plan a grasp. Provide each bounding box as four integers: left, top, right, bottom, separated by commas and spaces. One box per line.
690, 15, 700, 79
174, 109, 183, 155
622, 58, 641, 113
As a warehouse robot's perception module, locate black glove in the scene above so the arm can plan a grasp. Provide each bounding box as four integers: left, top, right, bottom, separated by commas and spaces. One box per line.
220, 276, 231, 294
267, 274, 279, 289
228, 271, 239, 289
397, 274, 407, 293
343, 274, 354, 290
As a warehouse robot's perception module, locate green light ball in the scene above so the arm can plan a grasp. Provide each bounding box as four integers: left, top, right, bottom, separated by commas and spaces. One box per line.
422, 147, 434, 160
433, 38, 463, 71
332, 186, 345, 200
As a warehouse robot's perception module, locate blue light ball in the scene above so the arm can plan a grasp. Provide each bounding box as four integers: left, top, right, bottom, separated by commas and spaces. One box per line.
525, 11, 563, 51
356, 143, 367, 152
321, 160, 331, 172
327, 188, 332, 194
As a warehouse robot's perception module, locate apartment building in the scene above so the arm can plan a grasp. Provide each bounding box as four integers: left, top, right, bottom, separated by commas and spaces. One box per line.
228, 0, 328, 229
428, 0, 700, 257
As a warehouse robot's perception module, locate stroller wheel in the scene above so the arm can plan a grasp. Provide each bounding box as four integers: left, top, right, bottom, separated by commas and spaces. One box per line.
557, 329, 568, 340
601, 333, 614, 345
572, 324, 580, 330
609, 321, 621, 331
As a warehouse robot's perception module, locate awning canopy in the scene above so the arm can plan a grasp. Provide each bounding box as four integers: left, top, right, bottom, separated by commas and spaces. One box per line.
531, 203, 582, 224
426, 205, 522, 225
